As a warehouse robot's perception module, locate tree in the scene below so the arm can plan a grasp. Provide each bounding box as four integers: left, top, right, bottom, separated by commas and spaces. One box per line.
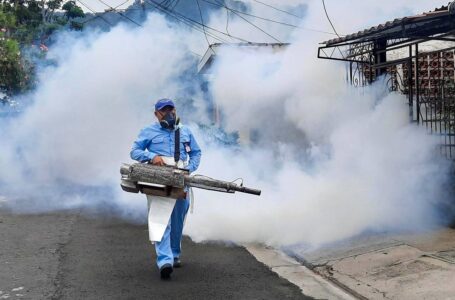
0, 0, 85, 95
0, 6, 16, 30
62, 1, 84, 20
0, 36, 27, 94
41, 0, 64, 23
0, 9, 24, 94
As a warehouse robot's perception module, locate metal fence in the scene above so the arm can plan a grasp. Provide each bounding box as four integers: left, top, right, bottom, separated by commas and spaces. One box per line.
344, 45, 455, 160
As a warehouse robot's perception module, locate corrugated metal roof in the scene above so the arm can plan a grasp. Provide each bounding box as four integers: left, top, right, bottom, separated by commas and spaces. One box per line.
323, 4, 452, 45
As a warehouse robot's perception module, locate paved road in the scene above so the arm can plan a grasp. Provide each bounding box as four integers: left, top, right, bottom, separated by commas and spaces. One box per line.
0, 210, 312, 300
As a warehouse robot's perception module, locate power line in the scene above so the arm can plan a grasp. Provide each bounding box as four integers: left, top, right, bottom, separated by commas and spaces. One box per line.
252, 0, 303, 19
145, 0, 251, 43
116, 11, 142, 26
321, 0, 340, 38
79, 0, 203, 57
169, 0, 181, 10
145, 0, 228, 42
82, 0, 165, 25
96, 0, 143, 27
201, 0, 300, 28
114, 0, 132, 9
77, 0, 113, 26
213, 0, 281, 43
195, 0, 213, 52
200, 0, 338, 36
82, 0, 128, 24
225, 7, 231, 37
162, 0, 172, 9
195, 0, 216, 53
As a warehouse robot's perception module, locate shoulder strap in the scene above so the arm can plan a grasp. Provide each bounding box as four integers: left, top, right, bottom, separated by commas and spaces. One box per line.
174, 127, 180, 164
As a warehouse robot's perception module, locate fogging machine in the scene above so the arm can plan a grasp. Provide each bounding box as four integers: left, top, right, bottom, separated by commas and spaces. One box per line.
120, 163, 261, 198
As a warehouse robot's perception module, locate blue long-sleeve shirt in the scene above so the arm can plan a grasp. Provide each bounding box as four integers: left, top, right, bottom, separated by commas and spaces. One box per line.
130, 123, 202, 173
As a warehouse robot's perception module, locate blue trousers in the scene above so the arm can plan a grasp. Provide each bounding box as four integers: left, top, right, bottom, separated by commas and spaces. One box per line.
155, 196, 190, 269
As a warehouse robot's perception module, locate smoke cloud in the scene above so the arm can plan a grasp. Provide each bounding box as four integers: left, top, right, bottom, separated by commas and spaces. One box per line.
0, 1, 451, 248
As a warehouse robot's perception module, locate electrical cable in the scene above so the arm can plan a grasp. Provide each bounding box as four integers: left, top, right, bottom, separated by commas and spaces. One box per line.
82, 0, 166, 25
200, 0, 337, 36
115, 0, 132, 9
211, 0, 333, 36
81, 1, 126, 24
145, 0, 228, 42
225, 7, 231, 37
195, 0, 214, 53
230, 178, 244, 186
202, 0, 299, 28
160, 0, 170, 8
141, 0, 206, 57
77, 0, 113, 26
81, 0, 203, 57
110, 0, 337, 36
213, 0, 281, 43
170, 0, 181, 10
321, 0, 340, 38
192, 174, 245, 188
252, 0, 303, 19
145, 0, 250, 42
96, 0, 143, 26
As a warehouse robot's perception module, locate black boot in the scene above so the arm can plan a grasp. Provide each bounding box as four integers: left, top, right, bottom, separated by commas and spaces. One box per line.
160, 263, 173, 279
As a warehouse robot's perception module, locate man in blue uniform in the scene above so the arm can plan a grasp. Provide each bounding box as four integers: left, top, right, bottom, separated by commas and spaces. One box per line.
130, 98, 202, 279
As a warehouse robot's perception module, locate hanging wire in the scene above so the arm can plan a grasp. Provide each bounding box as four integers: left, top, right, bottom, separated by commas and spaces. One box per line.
145, 0, 251, 43
252, 0, 303, 19
321, 0, 340, 38
96, 0, 143, 26
225, 7, 231, 37
200, 0, 338, 35
77, 0, 113, 26
202, 0, 299, 28
145, 0, 229, 42
160, 0, 171, 8
146, 0, 222, 39
114, 0, 132, 9
82, 0, 203, 57
192, 174, 243, 187
170, 0, 181, 10
230, 178, 244, 186
195, 0, 214, 53
82, 0, 166, 25
213, 0, 281, 43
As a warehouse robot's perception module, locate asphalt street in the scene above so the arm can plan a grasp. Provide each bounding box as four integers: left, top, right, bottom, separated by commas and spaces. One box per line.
0, 210, 312, 300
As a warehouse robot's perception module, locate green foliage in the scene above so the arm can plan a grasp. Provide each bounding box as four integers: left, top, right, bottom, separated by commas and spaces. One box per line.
0, 8, 15, 28
69, 20, 83, 31
48, 0, 64, 11
0, 0, 85, 95
62, 1, 84, 19
0, 37, 27, 93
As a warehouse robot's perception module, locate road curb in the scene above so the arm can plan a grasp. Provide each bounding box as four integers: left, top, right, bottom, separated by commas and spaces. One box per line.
244, 244, 358, 300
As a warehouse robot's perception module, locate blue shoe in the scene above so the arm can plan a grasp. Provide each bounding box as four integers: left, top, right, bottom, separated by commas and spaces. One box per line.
160, 263, 173, 279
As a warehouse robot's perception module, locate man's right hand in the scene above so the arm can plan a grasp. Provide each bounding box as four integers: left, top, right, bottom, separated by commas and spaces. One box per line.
150, 155, 165, 166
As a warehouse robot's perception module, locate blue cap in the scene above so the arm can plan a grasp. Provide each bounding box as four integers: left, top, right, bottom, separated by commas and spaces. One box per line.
155, 98, 175, 111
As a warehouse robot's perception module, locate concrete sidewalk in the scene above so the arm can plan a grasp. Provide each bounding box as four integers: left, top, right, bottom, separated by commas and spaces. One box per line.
286, 228, 455, 300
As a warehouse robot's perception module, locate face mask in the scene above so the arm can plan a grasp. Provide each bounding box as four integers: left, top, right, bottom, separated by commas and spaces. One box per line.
160, 111, 178, 129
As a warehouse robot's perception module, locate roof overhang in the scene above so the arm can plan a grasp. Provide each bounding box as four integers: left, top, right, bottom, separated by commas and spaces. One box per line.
318, 4, 455, 66
197, 43, 290, 74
